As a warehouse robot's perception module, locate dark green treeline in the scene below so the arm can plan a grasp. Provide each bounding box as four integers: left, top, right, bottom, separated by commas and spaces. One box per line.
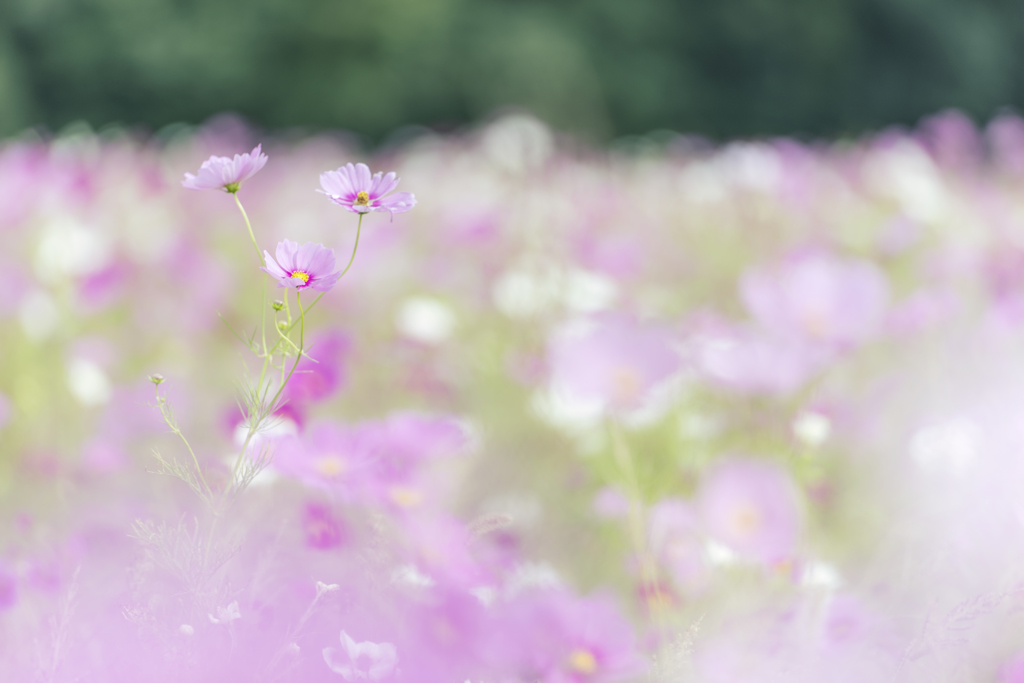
1, 0, 1022, 140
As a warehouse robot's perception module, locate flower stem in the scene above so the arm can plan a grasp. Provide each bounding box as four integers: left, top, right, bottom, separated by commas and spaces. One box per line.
233, 193, 264, 267
337, 212, 364, 280
609, 420, 668, 625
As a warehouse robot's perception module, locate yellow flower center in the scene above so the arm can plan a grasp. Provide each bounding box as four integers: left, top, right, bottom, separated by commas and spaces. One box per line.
290, 271, 310, 284
568, 649, 597, 675
388, 486, 423, 508
355, 190, 371, 206
313, 456, 345, 478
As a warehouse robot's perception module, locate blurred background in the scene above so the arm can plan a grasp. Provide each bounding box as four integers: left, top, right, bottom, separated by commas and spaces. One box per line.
1, 0, 1023, 141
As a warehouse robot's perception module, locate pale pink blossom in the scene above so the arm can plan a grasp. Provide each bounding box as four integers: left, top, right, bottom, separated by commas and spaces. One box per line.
319, 163, 416, 215
181, 144, 267, 192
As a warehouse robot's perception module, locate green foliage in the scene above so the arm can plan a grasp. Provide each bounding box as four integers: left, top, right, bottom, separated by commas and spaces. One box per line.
2, 0, 1023, 139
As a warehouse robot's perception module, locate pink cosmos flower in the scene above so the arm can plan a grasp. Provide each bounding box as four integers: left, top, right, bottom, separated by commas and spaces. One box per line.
740, 249, 889, 349
262, 239, 341, 292
548, 314, 681, 413
181, 144, 268, 192
699, 458, 803, 565
687, 314, 825, 396
500, 590, 644, 683
302, 502, 348, 550
647, 499, 709, 593
319, 163, 416, 215
323, 631, 398, 680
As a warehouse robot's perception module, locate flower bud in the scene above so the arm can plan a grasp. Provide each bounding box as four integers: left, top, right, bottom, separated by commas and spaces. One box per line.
278, 321, 287, 331
149, 374, 164, 385
272, 300, 285, 312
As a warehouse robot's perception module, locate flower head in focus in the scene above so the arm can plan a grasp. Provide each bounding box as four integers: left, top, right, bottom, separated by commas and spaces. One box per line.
182, 144, 268, 193
319, 163, 416, 216
262, 240, 341, 292
323, 631, 398, 680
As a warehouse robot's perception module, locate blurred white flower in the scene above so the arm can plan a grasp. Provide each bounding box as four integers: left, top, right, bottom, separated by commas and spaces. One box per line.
324, 631, 398, 681
793, 411, 831, 448
34, 217, 112, 283
909, 418, 980, 475
395, 296, 456, 344
66, 358, 112, 406
208, 601, 241, 625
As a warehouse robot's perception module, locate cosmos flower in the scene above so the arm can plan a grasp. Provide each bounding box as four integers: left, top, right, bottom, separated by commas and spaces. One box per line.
181, 144, 268, 192
547, 314, 680, 413
323, 631, 398, 681
319, 163, 416, 215
739, 248, 889, 349
699, 458, 803, 565
262, 239, 341, 292
500, 590, 644, 683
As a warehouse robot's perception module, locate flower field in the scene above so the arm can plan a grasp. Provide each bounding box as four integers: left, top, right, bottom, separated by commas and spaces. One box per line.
3, 111, 1024, 681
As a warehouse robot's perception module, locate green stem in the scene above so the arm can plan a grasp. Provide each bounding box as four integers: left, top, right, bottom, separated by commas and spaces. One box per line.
233, 192, 264, 267
337, 213, 364, 280
228, 293, 306, 497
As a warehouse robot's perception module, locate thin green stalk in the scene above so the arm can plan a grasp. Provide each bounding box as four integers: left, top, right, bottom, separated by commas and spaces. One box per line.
228, 293, 306, 497
337, 213, 364, 280
609, 420, 668, 625
233, 192, 264, 267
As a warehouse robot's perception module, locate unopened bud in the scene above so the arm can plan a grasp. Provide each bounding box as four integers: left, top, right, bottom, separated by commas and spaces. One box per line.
149, 374, 164, 385
272, 300, 285, 312
277, 321, 287, 331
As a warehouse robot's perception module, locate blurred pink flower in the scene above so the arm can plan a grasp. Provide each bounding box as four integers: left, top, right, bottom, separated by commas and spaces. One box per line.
181, 144, 267, 192
402, 515, 482, 587
273, 422, 373, 497
319, 163, 416, 215
324, 631, 398, 680
688, 315, 824, 396
548, 314, 680, 412
648, 499, 709, 593
740, 249, 889, 349
280, 330, 352, 409
262, 239, 341, 292
699, 458, 803, 565
273, 414, 468, 508
501, 591, 644, 683
302, 502, 348, 550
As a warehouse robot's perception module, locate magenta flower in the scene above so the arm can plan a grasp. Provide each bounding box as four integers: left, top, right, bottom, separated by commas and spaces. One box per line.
319, 163, 416, 215
181, 144, 268, 192
262, 239, 341, 292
